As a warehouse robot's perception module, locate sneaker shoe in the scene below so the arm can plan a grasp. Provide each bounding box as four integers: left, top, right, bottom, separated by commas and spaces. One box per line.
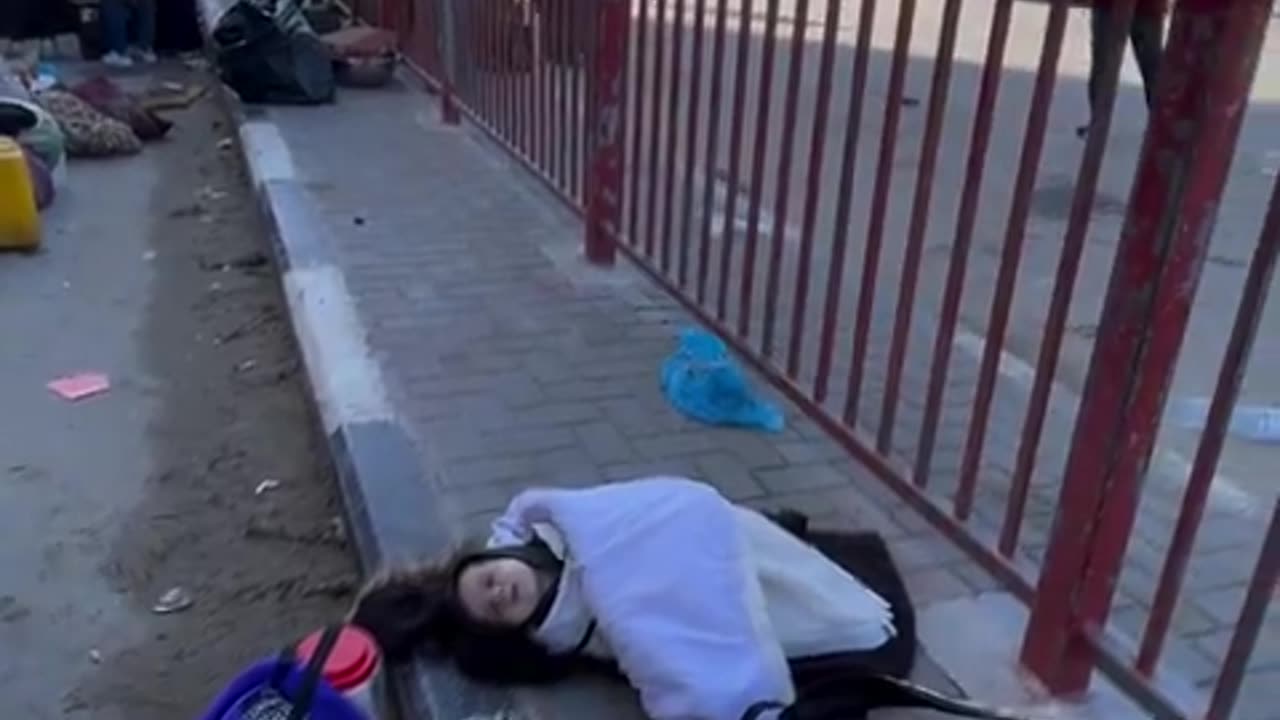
102, 51, 134, 68
132, 48, 158, 64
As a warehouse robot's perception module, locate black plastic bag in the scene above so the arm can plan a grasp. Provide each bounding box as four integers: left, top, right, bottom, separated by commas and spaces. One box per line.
212, 1, 335, 105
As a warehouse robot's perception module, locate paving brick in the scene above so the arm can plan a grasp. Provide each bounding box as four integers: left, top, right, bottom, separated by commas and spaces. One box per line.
631, 432, 723, 459
693, 452, 768, 501
1194, 624, 1280, 669
774, 438, 852, 464
436, 426, 578, 461
601, 459, 702, 482
574, 422, 635, 465
1192, 585, 1249, 626
753, 464, 852, 494
888, 534, 971, 573
903, 567, 976, 607
1108, 602, 1220, 651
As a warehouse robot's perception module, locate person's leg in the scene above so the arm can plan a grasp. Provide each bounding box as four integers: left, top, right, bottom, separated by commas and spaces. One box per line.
99, 0, 133, 64
1129, 13, 1164, 110
131, 0, 157, 61
1079, 6, 1109, 137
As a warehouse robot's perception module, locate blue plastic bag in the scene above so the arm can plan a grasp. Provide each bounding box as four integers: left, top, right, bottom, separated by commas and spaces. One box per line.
661, 328, 784, 432
199, 627, 370, 720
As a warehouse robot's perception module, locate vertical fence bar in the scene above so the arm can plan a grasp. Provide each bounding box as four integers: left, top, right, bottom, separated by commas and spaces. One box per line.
489, 0, 503, 125
500, 1, 515, 142
694, 0, 730, 302
540, 0, 553, 174
1021, 0, 1272, 694
914, 0, 1011, 499
549, 0, 562, 185
715, 0, 755, 320
569, 0, 585, 202
583, 0, 629, 266
438, 0, 461, 124
658, 0, 687, 273
953, 0, 1068, 518
642, 0, 669, 259
998, 0, 1138, 540
1204, 500, 1280, 720
759, 0, 811, 359
814, 0, 875, 404
556, 0, 571, 191
627, 0, 651, 246
489, 0, 502, 136
676, 0, 708, 289
501, 1, 517, 147
481, 0, 496, 124
533, 1, 545, 170
735, 0, 782, 339
522, 1, 535, 159
877, 0, 961, 456
1136, 171, 1280, 677
582, 1, 597, 201
842, 0, 915, 422
784, 0, 841, 378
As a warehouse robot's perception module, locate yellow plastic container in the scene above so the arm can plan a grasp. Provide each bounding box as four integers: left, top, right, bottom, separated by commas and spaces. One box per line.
0, 137, 40, 251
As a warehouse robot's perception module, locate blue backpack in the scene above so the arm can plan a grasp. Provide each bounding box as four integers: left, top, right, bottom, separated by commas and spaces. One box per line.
199, 626, 370, 720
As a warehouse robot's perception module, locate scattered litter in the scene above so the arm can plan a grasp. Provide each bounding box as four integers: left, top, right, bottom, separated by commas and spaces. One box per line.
142, 250, 157, 262
901, 96, 921, 107
235, 359, 258, 373
1168, 397, 1280, 443
209, 282, 223, 292
200, 252, 269, 273
62, 281, 71, 289
89, 649, 102, 664
217, 137, 234, 151
168, 202, 207, 218
47, 372, 111, 402
152, 586, 194, 615
660, 328, 784, 432
245, 519, 347, 548
353, 216, 365, 226
215, 309, 279, 345
141, 81, 207, 112
197, 185, 228, 202
329, 516, 346, 543
254, 478, 281, 495
301, 577, 356, 599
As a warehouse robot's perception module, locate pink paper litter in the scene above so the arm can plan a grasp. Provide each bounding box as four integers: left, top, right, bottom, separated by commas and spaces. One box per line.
47, 372, 111, 401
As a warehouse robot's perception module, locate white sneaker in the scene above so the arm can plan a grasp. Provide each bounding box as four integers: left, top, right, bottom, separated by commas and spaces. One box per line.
102, 51, 134, 68
132, 48, 158, 64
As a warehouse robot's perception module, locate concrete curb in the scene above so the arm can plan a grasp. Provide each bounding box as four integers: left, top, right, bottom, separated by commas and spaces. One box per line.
192, 2, 524, 718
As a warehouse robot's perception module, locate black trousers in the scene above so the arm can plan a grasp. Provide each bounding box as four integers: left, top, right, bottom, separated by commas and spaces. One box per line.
1089, 7, 1164, 115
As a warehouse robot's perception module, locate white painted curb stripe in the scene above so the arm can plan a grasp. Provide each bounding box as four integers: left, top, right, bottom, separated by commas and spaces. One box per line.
284, 266, 394, 432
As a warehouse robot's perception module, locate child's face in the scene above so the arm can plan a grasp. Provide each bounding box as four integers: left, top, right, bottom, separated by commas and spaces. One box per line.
455, 557, 542, 627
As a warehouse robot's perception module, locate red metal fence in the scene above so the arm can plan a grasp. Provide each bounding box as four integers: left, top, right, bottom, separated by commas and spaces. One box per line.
367, 0, 1278, 716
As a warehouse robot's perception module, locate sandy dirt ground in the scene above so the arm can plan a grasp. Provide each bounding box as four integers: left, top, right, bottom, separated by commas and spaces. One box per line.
0, 65, 356, 719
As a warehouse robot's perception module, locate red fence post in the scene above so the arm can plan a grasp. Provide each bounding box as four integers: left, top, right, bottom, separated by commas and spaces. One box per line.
1019, 0, 1273, 696
582, 0, 627, 266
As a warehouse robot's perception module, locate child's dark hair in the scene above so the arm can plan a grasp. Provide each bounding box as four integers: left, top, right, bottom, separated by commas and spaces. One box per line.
348, 544, 608, 685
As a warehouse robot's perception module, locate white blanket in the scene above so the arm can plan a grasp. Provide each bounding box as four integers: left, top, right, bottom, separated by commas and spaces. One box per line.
489, 478, 795, 720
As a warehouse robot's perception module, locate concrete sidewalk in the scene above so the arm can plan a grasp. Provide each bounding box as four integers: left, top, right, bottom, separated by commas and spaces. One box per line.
205, 60, 1161, 718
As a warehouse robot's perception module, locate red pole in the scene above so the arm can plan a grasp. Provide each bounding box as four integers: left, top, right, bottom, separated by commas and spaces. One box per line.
583, 0, 627, 266
1020, 0, 1273, 696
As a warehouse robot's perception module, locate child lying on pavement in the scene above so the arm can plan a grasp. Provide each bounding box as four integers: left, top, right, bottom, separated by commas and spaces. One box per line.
349, 477, 1031, 720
